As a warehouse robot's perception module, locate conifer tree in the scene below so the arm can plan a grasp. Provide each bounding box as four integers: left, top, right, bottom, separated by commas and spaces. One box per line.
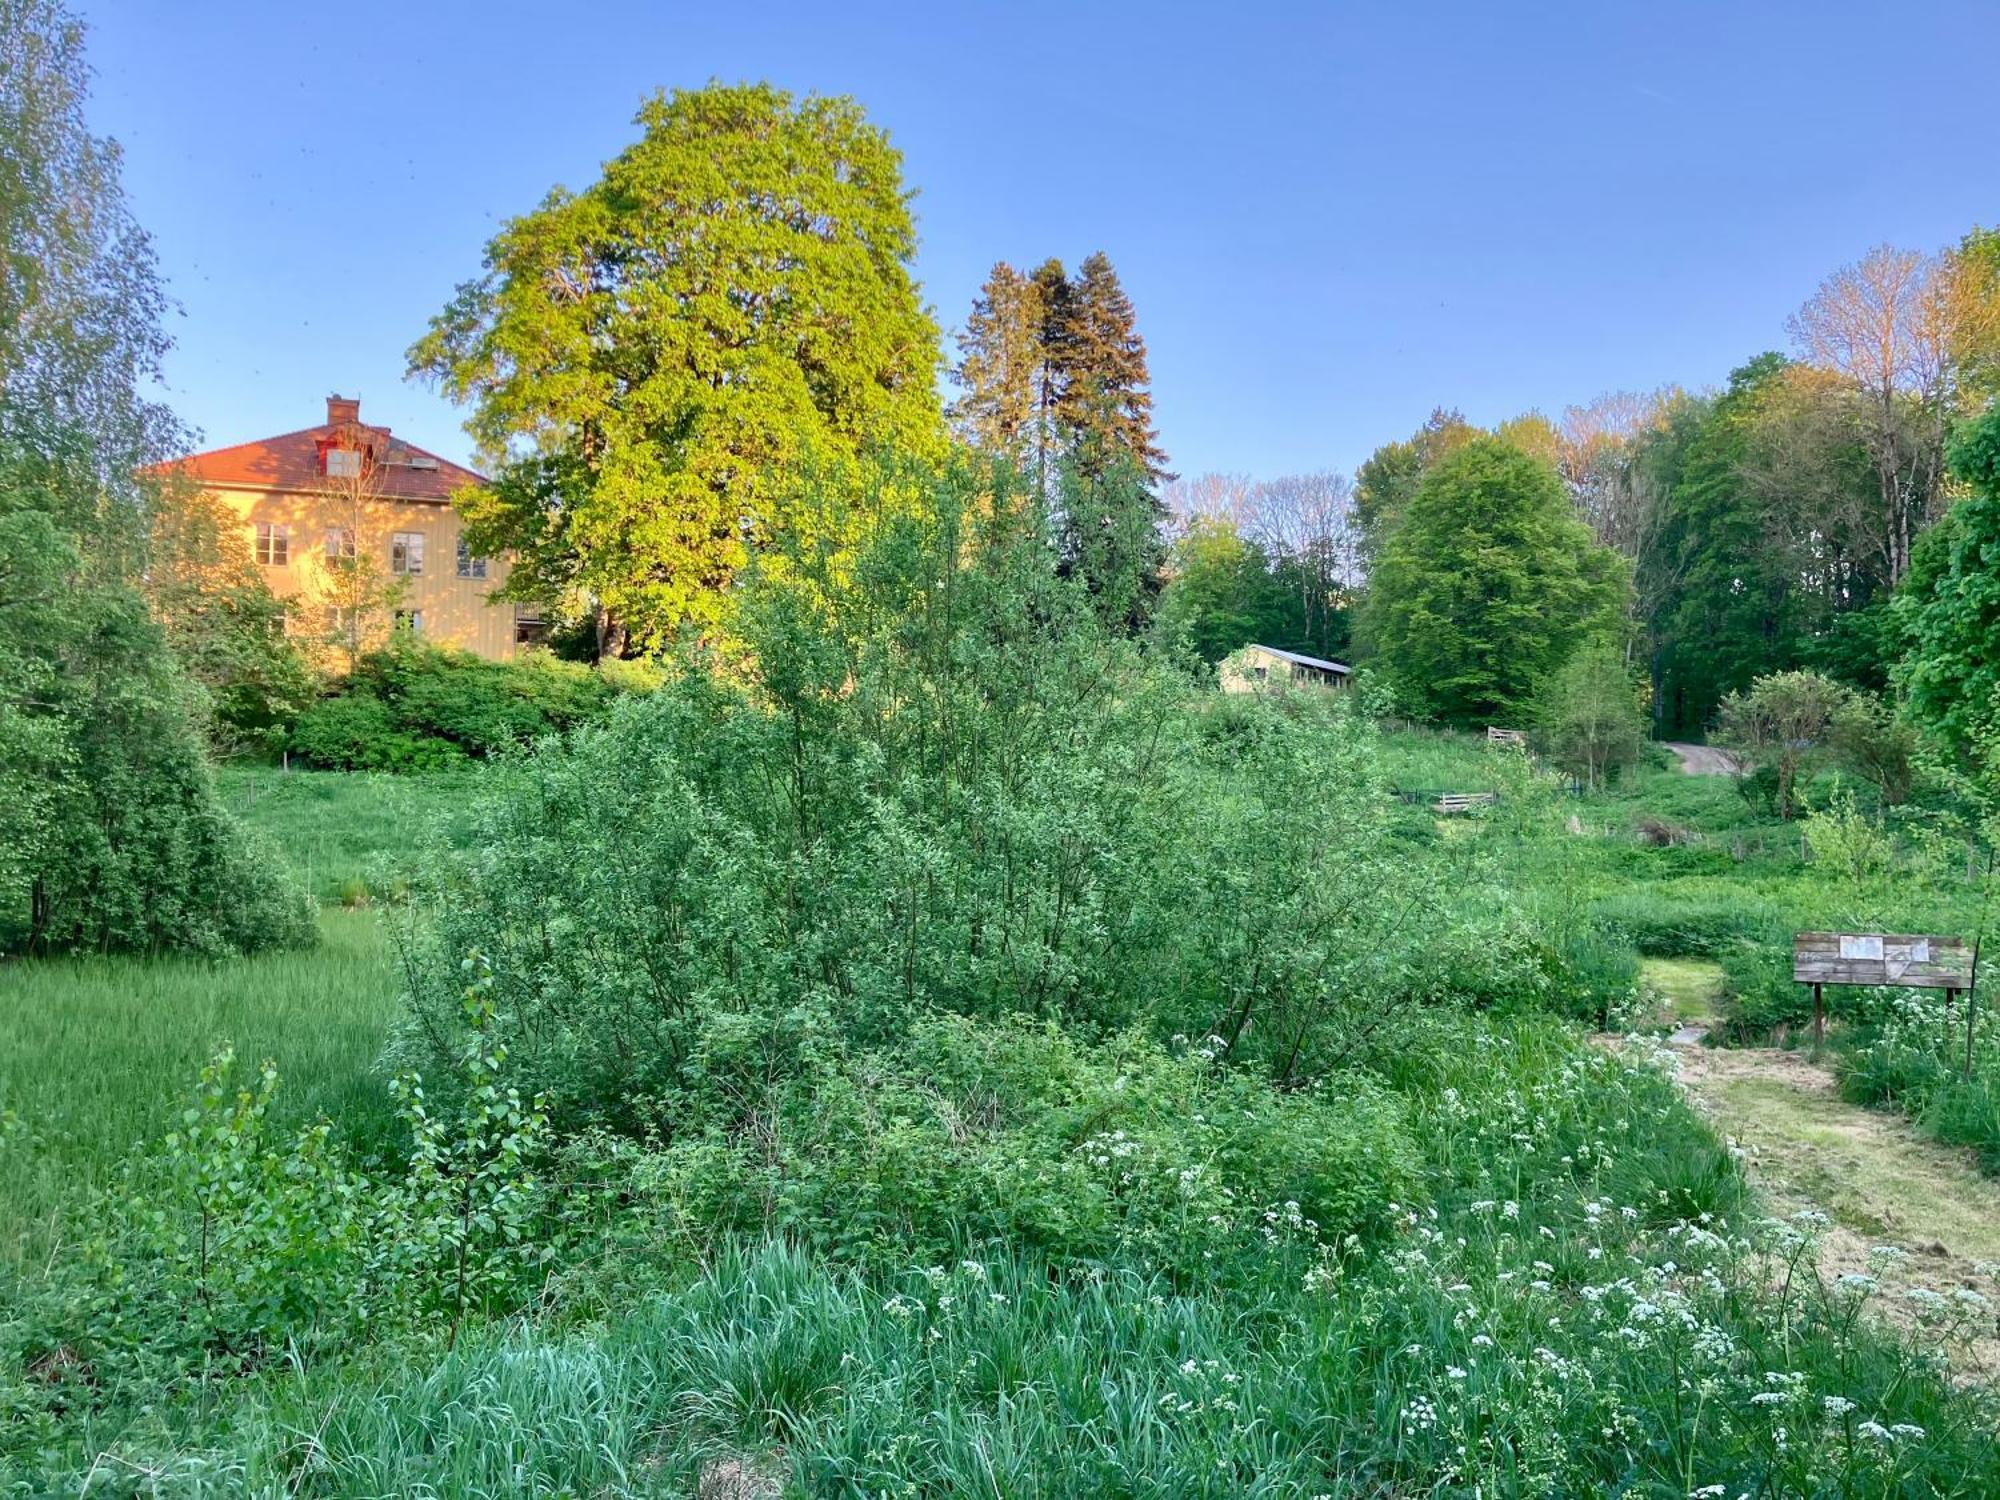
1051, 253, 1169, 486
951, 262, 1045, 456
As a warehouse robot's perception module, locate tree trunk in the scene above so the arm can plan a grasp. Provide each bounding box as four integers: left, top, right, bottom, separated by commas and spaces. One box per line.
595, 608, 628, 661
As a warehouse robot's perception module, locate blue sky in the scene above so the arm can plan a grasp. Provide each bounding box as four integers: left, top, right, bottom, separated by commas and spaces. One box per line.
81, 1, 1999, 481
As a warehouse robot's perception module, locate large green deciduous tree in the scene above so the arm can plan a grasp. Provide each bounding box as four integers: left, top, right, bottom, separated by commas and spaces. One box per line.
411, 83, 945, 655
1352, 408, 1477, 570
1364, 437, 1628, 726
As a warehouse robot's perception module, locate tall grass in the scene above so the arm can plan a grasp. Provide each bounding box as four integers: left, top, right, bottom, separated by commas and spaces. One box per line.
0, 911, 402, 1273
216, 765, 488, 902
36, 1023, 1997, 1496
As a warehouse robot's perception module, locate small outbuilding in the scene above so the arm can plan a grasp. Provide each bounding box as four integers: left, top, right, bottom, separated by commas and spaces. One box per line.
1218, 644, 1352, 694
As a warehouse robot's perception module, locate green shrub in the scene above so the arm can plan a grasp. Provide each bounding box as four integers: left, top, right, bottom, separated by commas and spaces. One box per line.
288, 692, 467, 772
1, 435, 315, 956
288, 641, 660, 771
620, 1015, 1421, 1278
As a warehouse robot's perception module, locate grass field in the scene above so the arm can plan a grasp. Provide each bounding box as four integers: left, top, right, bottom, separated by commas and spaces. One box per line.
1, 766, 479, 1275
216, 763, 488, 902
0, 912, 403, 1274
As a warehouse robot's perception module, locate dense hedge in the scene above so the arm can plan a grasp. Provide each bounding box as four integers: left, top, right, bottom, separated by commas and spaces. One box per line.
287, 641, 660, 771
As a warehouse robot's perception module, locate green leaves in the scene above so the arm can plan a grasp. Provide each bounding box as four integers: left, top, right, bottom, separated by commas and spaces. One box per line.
1365, 436, 1630, 727
1896, 407, 2000, 756
411, 83, 944, 651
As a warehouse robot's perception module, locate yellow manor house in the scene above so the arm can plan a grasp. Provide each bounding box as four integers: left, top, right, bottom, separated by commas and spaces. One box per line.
165, 396, 543, 660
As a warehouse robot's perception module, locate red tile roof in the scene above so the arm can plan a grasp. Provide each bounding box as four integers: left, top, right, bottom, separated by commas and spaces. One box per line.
157, 405, 486, 505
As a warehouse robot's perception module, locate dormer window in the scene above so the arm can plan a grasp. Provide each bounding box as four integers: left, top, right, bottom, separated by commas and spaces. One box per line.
325, 448, 361, 478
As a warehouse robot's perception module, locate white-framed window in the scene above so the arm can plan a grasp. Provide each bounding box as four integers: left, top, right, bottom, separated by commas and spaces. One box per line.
514, 613, 549, 647
390, 531, 425, 575
325, 448, 362, 478
394, 608, 424, 634
323, 605, 357, 634
456, 536, 488, 580
254, 522, 289, 566
325, 526, 356, 561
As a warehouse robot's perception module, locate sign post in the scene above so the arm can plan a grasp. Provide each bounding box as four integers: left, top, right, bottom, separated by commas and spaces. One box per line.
1792, 933, 1974, 1051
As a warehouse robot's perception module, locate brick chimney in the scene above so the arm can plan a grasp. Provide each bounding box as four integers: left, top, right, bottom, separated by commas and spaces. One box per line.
326, 394, 360, 427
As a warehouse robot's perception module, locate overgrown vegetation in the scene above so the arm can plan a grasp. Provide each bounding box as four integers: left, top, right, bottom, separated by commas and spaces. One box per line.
13, 457, 2000, 1492
285, 638, 660, 771
10, 10, 2000, 1492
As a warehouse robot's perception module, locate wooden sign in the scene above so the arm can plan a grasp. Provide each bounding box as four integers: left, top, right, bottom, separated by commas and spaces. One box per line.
1792, 932, 1972, 991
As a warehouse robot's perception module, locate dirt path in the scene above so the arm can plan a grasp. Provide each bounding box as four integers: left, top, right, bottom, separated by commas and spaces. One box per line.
1631, 958, 2000, 1376
1674, 1041, 2000, 1377
1662, 741, 1739, 775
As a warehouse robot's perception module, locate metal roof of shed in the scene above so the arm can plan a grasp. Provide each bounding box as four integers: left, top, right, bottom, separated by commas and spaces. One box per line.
1245, 644, 1352, 674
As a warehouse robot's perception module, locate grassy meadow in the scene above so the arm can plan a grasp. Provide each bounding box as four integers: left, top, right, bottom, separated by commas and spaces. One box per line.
1, 768, 478, 1275
9, 725, 2000, 1495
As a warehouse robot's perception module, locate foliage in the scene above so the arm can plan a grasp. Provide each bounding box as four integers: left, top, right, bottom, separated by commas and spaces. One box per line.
0, 429, 314, 956
1895, 405, 2000, 755
1160, 472, 1357, 663
614, 1013, 1420, 1279
1830, 690, 1919, 805
287, 638, 659, 771
1352, 406, 1476, 568
1802, 788, 1897, 890
1714, 669, 1854, 820
1155, 513, 1353, 668
954, 252, 1168, 490
143, 481, 316, 747
1592, 889, 1776, 958
5, 978, 552, 1425
289, 689, 468, 773
387, 455, 1521, 1136
410, 82, 944, 653
18, 1019, 2000, 1495
0, 1, 307, 959
1363, 436, 1630, 726
1842, 993, 2000, 1174
1057, 439, 1167, 633
0, 0, 181, 489
1153, 515, 1289, 663
1532, 644, 1646, 790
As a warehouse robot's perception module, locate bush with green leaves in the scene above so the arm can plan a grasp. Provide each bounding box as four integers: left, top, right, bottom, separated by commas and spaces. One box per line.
1714, 669, 1854, 821
388, 459, 1529, 1139
601, 1013, 1421, 1280
287, 639, 660, 771
0, 428, 313, 956
1532, 643, 1646, 790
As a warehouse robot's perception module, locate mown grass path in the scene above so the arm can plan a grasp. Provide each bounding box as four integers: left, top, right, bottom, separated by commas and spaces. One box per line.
1675, 1035, 2000, 1378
